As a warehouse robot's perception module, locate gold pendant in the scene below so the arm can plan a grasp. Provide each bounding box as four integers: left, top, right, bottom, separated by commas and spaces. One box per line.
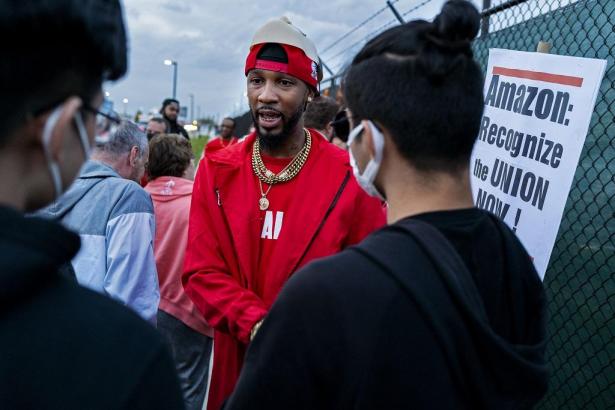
259, 196, 269, 211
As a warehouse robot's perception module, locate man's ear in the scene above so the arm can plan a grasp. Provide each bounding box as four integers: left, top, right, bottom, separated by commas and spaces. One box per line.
43, 97, 82, 161
361, 120, 376, 158
306, 88, 315, 103
129, 146, 139, 167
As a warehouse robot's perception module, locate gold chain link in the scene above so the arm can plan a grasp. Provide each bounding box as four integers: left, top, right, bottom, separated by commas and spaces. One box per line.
252, 129, 312, 185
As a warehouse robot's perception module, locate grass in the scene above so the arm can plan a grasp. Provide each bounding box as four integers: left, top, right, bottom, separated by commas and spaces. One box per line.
191, 135, 209, 166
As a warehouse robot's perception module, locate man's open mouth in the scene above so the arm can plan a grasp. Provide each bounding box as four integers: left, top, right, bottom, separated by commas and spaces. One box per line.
258, 109, 283, 129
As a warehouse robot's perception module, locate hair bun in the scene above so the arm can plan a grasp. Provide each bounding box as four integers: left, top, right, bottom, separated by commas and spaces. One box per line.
433, 0, 480, 42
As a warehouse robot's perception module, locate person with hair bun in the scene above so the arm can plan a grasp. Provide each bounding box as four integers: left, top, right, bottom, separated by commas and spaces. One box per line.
225, 1, 548, 409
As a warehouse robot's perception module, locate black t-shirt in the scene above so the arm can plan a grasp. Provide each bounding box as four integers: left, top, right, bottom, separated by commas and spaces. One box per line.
226, 208, 547, 410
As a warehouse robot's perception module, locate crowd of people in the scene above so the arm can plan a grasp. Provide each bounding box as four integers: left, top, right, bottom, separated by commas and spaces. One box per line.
1, 0, 548, 409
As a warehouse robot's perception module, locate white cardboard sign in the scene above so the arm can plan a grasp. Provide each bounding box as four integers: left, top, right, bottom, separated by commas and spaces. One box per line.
471, 48, 607, 279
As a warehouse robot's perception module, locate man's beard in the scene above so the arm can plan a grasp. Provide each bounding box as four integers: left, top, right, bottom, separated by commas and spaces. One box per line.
250, 104, 304, 151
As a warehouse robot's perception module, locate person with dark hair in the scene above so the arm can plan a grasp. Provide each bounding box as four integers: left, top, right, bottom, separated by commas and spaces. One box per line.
147, 117, 167, 140
145, 134, 212, 410
226, 1, 548, 409
183, 16, 385, 410
0, 1, 184, 409
302, 95, 339, 141
330, 108, 350, 150
161, 98, 189, 139
205, 117, 238, 156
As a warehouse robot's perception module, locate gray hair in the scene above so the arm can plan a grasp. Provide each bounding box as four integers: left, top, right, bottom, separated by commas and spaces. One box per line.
95, 120, 148, 159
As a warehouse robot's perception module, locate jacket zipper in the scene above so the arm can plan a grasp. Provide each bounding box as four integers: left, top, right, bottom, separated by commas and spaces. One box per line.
214, 187, 245, 283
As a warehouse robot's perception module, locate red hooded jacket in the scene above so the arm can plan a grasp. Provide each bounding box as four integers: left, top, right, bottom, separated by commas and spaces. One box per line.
183, 130, 385, 410
205, 136, 239, 157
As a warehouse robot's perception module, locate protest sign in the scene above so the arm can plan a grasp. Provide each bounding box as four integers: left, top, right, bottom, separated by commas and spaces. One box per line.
471, 49, 607, 279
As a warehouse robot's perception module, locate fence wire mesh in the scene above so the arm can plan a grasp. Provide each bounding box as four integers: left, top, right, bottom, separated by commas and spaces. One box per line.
474, 1, 614, 408
475, 0, 615, 409
322, 0, 614, 408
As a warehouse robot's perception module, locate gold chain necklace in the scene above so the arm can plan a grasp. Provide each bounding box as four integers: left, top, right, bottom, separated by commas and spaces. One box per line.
257, 180, 273, 211
252, 129, 312, 210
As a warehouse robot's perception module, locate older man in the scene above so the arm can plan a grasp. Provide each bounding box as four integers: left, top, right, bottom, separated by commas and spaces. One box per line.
41, 121, 159, 324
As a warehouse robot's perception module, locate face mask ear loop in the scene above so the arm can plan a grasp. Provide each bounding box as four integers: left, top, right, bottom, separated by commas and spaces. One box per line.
42, 107, 65, 199
74, 111, 92, 158
347, 122, 365, 147
366, 120, 385, 163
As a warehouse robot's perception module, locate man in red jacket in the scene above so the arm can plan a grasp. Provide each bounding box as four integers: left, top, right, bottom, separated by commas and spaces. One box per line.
183, 16, 385, 410
205, 117, 239, 156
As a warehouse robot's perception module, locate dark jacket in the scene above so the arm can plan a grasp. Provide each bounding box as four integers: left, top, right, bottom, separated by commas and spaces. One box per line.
0, 205, 185, 410
165, 118, 189, 139
226, 208, 548, 410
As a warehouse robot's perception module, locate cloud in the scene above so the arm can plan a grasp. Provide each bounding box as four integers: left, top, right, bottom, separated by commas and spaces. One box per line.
108, 0, 482, 120
160, 0, 192, 14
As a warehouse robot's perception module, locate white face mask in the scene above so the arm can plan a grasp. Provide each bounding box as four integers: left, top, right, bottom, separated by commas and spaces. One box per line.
347, 120, 385, 200
41, 106, 91, 199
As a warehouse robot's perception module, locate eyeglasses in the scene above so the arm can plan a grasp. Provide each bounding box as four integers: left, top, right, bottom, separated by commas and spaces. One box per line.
83, 102, 121, 143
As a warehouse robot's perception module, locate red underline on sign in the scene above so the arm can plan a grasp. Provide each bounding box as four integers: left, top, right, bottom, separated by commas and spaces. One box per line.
493, 66, 584, 87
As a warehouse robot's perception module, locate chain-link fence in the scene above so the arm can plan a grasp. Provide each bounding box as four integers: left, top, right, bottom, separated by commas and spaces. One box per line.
475, 1, 614, 408
321, 0, 614, 408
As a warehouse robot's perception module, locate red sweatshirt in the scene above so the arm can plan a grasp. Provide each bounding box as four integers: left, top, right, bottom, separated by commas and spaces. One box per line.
205, 136, 238, 157
183, 130, 385, 410
145, 177, 212, 337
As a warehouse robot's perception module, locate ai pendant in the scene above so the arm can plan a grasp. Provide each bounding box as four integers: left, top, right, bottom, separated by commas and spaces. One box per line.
259, 196, 269, 211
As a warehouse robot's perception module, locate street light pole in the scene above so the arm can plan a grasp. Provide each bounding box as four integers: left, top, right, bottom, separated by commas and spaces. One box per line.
189, 93, 194, 122
122, 98, 128, 117
164, 59, 178, 99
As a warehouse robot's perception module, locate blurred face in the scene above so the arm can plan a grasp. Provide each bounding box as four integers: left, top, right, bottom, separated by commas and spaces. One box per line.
220, 119, 235, 139
146, 120, 166, 139
247, 69, 311, 148
163, 102, 180, 121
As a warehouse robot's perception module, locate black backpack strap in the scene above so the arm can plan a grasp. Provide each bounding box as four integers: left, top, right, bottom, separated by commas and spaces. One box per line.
352, 219, 489, 408
396, 219, 490, 324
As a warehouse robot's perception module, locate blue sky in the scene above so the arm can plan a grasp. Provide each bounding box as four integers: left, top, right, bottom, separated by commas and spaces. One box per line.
107, 0, 483, 121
